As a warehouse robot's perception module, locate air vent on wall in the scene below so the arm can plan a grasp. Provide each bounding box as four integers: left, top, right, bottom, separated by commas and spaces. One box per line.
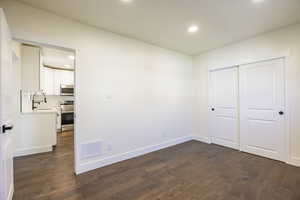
79, 140, 103, 160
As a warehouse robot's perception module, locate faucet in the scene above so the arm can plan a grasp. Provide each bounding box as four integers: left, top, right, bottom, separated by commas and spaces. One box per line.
32, 91, 47, 110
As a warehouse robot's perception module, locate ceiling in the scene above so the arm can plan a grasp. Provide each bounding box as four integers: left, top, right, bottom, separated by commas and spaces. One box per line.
18, 0, 300, 55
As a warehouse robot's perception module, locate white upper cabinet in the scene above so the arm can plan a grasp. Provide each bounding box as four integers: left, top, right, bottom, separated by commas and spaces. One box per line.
40, 66, 54, 95
40, 67, 74, 95
40, 46, 74, 95
60, 70, 74, 85
21, 45, 40, 92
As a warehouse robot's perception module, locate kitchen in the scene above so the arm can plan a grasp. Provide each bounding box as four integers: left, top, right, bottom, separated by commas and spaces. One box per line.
14, 41, 75, 157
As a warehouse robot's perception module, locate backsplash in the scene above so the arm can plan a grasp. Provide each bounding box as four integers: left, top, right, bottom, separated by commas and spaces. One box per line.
38, 95, 74, 109
21, 91, 74, 112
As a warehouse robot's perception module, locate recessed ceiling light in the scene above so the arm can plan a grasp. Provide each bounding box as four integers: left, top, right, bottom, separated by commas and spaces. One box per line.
121, 0, 133, 3
188, 25, 199, 34
68, 55, 75, 60
252, 0, 264, 3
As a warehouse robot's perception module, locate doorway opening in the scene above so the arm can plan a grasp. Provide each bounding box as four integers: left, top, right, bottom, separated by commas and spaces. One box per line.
12, 39, 77, 173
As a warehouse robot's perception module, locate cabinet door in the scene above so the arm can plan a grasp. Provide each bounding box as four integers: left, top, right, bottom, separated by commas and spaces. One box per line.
21, 45, 40, 92
60, 70, 74, 85
53, 70, 61, 95
40, 67, 54, 95
41, 69, 74, 96
210, 67, 239, 150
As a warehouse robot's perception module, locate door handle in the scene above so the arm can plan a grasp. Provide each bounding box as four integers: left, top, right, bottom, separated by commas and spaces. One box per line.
279, 111, 284, 115
2, 124, 13, 134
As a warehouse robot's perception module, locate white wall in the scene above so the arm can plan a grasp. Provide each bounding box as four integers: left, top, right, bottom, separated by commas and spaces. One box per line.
193, 23, 300, 166
0, 0, 195, 173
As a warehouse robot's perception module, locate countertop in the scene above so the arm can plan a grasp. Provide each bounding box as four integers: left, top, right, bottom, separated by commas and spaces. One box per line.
22, 108, 58, 115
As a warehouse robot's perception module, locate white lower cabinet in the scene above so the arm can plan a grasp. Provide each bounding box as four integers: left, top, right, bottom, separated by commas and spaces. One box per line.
15, 112, 57, 157
209, 58, 286, 162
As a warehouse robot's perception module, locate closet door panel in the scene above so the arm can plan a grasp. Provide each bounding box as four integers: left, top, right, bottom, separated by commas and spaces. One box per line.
239, 58, 285, 161
210, 67, 239, 150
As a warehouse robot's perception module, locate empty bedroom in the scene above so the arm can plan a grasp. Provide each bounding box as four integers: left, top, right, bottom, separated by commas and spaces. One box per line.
0, 0, 300, 199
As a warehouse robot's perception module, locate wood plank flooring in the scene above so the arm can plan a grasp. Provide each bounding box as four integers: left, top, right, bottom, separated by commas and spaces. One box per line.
13, 134, 300, 200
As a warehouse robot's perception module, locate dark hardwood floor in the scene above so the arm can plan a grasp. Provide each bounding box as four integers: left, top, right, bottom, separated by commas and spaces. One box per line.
13, 133, 300, 200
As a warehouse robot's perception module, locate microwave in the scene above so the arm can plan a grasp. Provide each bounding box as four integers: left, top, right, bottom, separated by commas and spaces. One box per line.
60, 84, 74, 96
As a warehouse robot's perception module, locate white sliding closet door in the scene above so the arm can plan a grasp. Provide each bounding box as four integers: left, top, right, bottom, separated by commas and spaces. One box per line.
210, 67, 239, 150
239, 58, 285, 161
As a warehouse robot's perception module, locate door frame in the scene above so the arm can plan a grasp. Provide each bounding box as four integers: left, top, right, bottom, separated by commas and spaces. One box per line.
12, 38, 79, 174
208, 54, 291, 164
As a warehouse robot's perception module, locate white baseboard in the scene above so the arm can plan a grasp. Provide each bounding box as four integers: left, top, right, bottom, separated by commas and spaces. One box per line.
14, 146, 53, 157
191, 135, 211, 144
76, 135, 193, 174
75, 133, 299, 175
287, 156, 300, 167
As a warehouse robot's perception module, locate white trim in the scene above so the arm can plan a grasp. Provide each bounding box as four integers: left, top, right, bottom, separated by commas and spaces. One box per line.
191, 135, 211, 144
237, 67, 241, 151
7, 183, 13, 200
207, 68, 214, 145
284, 54, 292, 165
76, 136, 193, 174
13, 38, 75, 52
209, 53, 289, 72
209, 65, 237, 72
75, 131, 298, 175
14, 146, 53, 157
287, 156, 300, 167
73, 49, 79, 176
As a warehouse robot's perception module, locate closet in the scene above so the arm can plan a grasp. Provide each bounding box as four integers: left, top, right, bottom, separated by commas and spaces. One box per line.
210, 66, 239, 150
210, 58, 286, 162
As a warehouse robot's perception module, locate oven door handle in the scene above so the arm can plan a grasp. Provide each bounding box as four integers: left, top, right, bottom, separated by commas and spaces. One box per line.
61, 111, 74, 114
60, 93, 74, 96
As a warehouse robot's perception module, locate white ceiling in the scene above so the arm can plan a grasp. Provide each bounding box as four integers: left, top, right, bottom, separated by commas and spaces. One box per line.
18, 0, 300, 55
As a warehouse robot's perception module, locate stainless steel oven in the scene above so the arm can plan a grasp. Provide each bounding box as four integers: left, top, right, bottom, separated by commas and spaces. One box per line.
60, 101, 74, 132
60, 84, 74, 96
